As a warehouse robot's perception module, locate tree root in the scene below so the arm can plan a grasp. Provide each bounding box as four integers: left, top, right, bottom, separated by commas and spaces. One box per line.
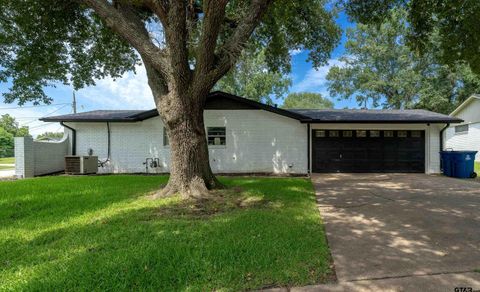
150, 176, 224, 200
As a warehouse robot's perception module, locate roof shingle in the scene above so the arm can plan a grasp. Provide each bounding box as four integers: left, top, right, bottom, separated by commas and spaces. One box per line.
288, 109, 463, 123
40, 92, 463, 124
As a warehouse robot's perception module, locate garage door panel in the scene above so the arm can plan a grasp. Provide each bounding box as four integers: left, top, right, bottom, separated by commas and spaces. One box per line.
312, 130, 425, 173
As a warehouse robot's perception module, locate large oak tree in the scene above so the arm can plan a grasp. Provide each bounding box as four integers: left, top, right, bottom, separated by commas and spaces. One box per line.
0, 0, 340, 197
326, 7, 480, 113
343, 0, 480, 75
281, 92, 333, 109
215, 46, 291, 104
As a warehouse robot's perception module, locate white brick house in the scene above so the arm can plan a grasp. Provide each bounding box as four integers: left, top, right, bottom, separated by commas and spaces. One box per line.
17, 91, 461, 177
444, 95, 480, 161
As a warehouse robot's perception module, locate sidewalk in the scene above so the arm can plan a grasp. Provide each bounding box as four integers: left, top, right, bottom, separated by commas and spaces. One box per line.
0, 166, 15, 179
263, 272, 480, 292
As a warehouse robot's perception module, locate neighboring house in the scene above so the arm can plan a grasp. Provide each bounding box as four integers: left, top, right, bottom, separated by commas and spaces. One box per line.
16, 91, 461, 177
444, 95, 480, 161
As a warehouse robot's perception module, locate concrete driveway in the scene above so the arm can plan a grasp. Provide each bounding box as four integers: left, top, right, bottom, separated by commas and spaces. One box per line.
312, 173, 480, 291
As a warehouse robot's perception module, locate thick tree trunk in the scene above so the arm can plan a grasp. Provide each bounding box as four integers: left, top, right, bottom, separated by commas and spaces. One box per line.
153, 90, 222, 199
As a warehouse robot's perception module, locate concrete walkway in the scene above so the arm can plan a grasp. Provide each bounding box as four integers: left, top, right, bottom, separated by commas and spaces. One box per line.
305, 173, 480, 291
0, 164, 15, 179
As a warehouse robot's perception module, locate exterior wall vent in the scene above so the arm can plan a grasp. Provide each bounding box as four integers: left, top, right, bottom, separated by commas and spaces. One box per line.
65, 156, 98, 174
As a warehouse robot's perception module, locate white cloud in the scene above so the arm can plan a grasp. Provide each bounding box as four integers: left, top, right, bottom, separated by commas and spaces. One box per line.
77, 64, 155, 110
289, 49, 303, 56
1, 63, 156, 137
292, 59, 345, 94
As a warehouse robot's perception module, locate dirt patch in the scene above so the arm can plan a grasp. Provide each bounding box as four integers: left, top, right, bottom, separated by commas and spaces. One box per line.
150, 187, 269, 219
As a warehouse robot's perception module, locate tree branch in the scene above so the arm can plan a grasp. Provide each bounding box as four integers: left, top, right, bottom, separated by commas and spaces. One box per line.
205, 0, 273, 87
196, 0, 229, 74
163, 0, 191, 91
78, 0, 167, 73
144, 0, 168, 25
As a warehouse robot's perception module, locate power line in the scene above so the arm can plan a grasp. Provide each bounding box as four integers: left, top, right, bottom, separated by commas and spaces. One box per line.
28, 122, 55, 130
41, 104, 69, 118
0, 103, 70, 110
20, 104, 70, 126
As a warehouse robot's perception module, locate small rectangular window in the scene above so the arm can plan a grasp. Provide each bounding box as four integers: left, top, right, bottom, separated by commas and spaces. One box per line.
411, 131, 422, 138
455, 124, 469, 134
329, 130, 339, 137
343, 130, 353, 137
398, 131, 408, 138
384, 131, 394, 137
163, 127, 169, 146
356, 130, 367, 138
315, 130, 326, 137
370, 130, 380, 137
207, 127, 226, 146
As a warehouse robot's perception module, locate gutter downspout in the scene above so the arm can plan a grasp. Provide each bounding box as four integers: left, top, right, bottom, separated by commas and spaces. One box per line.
439, 123, 450, 171
307, 123, 310, 175
98, 122, 111, 167
439, 123, 450, 151
61, 122, 76, 155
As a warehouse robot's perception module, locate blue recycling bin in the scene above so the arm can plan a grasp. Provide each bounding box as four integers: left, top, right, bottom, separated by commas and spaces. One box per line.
440, 151, 477, 178
440, 151, 454, 177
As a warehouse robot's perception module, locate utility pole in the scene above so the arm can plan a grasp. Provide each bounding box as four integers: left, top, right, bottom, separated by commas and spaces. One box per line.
72, 91, 77, 114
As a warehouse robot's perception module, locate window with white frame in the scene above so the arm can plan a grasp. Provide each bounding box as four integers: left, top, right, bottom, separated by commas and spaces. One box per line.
411, 130, 422, 138
207, 127, 226, 146
455, 124, 469, 134
329, 130, 339, 137
315, 130, 326, 137
384, 130, 394, 137
356, 130, 367, 137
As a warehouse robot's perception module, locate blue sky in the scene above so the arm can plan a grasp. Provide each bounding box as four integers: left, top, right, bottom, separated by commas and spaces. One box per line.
0, 12, 355, 137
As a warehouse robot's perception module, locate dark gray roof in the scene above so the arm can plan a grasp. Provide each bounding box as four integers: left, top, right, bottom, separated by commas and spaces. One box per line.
41, 110, 149, 122
40, 91, 305, 122
289, 109, 463, 123
40, 91, 463, 124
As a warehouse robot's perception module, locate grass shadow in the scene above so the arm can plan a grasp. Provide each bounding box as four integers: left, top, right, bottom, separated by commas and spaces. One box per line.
0, 175, 333, 291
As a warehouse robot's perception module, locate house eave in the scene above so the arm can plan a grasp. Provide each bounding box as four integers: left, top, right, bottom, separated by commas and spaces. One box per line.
40, 118, 140, 123
300, 119, 464, 124
450, 95, 480, 116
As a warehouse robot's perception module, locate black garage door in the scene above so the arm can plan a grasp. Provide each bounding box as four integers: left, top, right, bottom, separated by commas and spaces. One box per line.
312, 130, 425, 173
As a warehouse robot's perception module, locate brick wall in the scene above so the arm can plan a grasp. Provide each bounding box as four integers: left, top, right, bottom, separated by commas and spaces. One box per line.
68, 109, 309, 174
15, 135, 69, 178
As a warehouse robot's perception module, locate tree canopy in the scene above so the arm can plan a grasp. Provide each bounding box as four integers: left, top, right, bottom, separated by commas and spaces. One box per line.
0, 114, 29, 157
326, 8, 480, 113
0, 0, 340, 105
36, 132, 65, 141
0, 114, 29, 137
215, 47, 291, 104
0, 0, 342, 196
282, 92, 334, 109
0, 128, 14, 158
343, 0, 480, 75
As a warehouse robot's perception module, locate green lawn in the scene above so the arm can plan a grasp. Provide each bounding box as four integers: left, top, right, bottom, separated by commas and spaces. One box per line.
0, 175, 332, 291
0, 165, 13, 170
0, 157, 14, 164
475, 161, 479, 173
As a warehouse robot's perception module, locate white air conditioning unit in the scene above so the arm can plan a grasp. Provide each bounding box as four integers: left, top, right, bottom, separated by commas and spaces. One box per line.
65, 156, 98, 174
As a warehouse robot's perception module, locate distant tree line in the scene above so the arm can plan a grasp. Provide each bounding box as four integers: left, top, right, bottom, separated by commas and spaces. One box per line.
0, 114, 29, 157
